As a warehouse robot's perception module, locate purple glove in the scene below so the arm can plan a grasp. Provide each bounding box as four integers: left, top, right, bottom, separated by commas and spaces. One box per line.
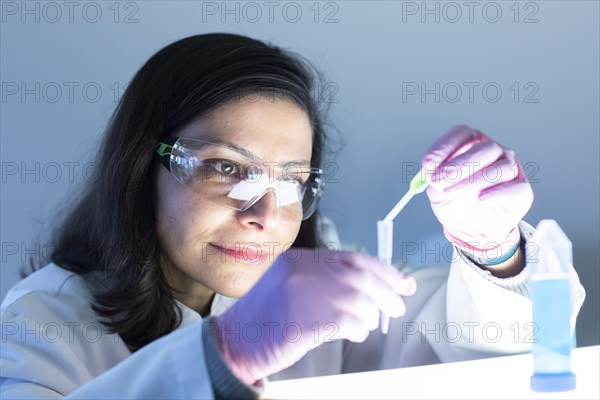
213, 249, 417, 385
422, 125, 534, 262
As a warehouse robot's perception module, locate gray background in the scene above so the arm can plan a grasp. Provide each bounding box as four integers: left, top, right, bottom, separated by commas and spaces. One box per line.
1, 1, 598, 346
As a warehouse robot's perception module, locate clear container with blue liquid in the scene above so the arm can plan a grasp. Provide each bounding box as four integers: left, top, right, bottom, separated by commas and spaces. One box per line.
528, 219, 576, 392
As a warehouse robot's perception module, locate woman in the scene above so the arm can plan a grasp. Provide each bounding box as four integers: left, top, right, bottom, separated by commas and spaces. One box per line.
0, 33, 585, 399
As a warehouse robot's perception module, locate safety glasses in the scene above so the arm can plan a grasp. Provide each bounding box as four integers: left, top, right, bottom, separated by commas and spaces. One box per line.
155, 137, 325, 221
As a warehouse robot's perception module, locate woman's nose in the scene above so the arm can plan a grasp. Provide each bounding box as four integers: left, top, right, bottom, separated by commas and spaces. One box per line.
237, 189, 280, 231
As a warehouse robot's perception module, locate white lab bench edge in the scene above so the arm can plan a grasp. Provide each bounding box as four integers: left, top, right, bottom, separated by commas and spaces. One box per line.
262, 345, 599, 399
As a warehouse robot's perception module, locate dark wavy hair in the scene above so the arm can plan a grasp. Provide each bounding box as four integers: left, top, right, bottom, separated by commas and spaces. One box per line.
49, 33, 331, 351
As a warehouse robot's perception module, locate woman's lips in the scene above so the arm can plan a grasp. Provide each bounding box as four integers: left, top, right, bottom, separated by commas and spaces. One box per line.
210, 243, 268, 264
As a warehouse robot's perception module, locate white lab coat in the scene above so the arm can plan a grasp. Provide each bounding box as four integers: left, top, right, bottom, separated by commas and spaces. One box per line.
0, 220, 585, 398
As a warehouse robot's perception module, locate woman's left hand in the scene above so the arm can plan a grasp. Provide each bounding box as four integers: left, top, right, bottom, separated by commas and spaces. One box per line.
422, 124, 534, 261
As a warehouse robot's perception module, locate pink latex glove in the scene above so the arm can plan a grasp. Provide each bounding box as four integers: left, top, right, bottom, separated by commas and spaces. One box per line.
422, 124, 534, 261
212, 249, 416, 385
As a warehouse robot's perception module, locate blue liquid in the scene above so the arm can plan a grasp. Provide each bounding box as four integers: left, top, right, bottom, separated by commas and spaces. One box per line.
530, 277, 572, 374
530, 276, 576, 391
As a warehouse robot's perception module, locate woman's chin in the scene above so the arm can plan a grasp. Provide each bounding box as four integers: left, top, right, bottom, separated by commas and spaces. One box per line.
216, 271, 264, 298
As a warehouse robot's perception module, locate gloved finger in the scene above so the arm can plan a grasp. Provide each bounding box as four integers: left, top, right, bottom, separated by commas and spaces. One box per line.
422, 125, 490, 173
333, 289, 382, 331
502, 149, 528, 182
478, 180, 534, 206
337, 252, 417, 296
430, 140, 504, 191
331, 265, 409, 318
332, 313, 372, 343
351, 274, 408, 318
477, 152, 533, 203
444, 155, 522, 195
310, 283, 381, 339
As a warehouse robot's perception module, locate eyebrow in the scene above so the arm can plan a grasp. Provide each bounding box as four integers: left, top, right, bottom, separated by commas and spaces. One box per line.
209, 138, 311, 167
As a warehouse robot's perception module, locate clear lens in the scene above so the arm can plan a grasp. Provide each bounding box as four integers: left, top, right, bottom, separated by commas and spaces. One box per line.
169, 138, 324, 221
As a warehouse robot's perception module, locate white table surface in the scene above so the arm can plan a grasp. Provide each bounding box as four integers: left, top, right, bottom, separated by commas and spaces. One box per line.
262, 345, 599, 399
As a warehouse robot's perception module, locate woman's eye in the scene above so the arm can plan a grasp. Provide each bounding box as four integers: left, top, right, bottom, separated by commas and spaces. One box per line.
285, 169, 312, 184
217, 161, 237, 175
283, 175, 305, 185
202, 159, 243, 180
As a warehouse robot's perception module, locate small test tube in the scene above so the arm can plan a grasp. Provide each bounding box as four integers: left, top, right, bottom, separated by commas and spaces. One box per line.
377, 220, 394, 334
377, 170, 429, 334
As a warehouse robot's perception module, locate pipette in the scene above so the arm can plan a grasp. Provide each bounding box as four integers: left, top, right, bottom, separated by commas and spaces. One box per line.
377, 170, 429, 334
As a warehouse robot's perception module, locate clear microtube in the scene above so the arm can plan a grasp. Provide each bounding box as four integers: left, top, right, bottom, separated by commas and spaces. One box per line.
377, 220, 393, 334
376, 169, 428, 335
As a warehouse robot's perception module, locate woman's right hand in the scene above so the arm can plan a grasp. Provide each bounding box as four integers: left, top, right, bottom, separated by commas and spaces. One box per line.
212, 249, 417, 385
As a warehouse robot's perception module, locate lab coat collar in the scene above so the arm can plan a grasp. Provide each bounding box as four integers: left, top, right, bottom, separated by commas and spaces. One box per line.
210, 293, 239, 316
175, 293, 239, 329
